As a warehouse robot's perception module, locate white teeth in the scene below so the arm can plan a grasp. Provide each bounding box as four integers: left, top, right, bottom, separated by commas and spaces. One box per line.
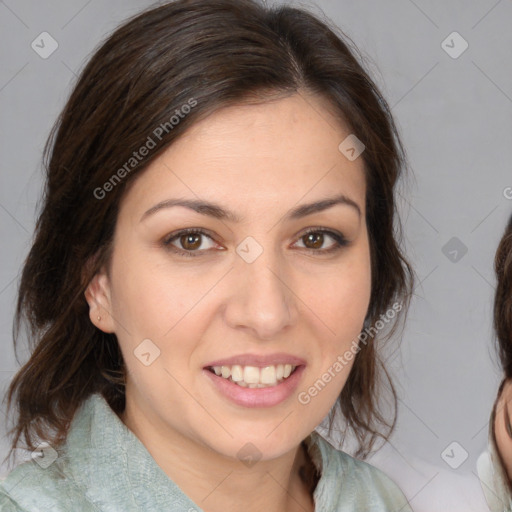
260, 366, 276, 384
243, 366, 260, 384
210, 363, 297, 388
231, 365, 243, 382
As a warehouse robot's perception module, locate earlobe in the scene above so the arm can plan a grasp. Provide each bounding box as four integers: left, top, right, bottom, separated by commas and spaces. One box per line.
85, 269, 116, 333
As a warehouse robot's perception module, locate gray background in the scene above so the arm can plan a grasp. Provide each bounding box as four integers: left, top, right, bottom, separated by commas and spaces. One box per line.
1, 0, 511, 510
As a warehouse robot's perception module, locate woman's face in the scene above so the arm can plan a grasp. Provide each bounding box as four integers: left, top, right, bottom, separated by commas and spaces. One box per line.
495, 379, 512, 481
87, 92, 371, 462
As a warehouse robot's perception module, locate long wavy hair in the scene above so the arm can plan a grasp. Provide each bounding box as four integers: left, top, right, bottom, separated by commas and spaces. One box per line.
3, 0, 413, 470
491, 214, 512, 493
495, 214, 512, 378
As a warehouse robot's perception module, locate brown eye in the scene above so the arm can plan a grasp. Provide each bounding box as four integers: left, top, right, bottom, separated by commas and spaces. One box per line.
303, 232, 324, 249
179, 233, 202, 251
163, 228, 219, 257
295, 228, 348, 253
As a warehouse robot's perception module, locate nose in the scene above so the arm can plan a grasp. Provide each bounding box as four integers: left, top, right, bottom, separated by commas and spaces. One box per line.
223, 247, 297, 340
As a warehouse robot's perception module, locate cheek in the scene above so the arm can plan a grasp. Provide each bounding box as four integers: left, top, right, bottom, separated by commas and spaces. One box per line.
307, 250, 372, 335
107, 251, 215, 385
109, 247, 203, 338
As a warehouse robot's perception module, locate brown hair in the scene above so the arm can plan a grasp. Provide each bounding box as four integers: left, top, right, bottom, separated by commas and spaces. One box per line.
491, 214, 512, 491
3, 0, 413, 467
495, 214, 512, 377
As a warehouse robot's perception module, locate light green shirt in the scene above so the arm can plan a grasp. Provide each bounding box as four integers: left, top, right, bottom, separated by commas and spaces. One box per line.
0, 393, 413, 511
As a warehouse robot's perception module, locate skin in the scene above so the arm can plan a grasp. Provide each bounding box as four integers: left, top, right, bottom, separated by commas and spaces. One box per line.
85, 91, 371, 512
495, 379, 512, 482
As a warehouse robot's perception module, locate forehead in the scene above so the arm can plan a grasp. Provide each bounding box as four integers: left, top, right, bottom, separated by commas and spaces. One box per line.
120, 92, 367, 222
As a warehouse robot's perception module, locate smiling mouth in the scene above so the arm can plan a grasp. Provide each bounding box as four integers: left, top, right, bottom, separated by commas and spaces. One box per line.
207, 363, 300, 388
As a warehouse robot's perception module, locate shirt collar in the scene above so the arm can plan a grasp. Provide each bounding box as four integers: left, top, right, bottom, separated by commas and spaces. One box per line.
66, 392, 207, 511
66, 393, 329, 511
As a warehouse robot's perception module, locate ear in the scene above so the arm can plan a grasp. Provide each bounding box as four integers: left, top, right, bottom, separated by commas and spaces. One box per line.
85, 266, 116, 333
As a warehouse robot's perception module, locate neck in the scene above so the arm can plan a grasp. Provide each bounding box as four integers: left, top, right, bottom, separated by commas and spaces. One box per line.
120, 403, 317, 512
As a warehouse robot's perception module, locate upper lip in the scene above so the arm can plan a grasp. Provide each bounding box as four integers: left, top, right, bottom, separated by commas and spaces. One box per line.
204, 353, 306, 368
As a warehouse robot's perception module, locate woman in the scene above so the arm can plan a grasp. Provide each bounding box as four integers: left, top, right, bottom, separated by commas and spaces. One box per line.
0, 0, 414, 510
478, 214, 512, 511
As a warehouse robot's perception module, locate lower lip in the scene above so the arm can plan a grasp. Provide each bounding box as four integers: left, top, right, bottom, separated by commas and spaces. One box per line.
203, 365, 305, 408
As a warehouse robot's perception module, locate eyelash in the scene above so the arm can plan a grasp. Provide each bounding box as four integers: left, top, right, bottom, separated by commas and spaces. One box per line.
162, 227, 349, 258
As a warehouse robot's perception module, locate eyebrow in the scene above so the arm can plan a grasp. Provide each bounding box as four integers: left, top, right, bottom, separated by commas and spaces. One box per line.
140, 193, 361, 223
